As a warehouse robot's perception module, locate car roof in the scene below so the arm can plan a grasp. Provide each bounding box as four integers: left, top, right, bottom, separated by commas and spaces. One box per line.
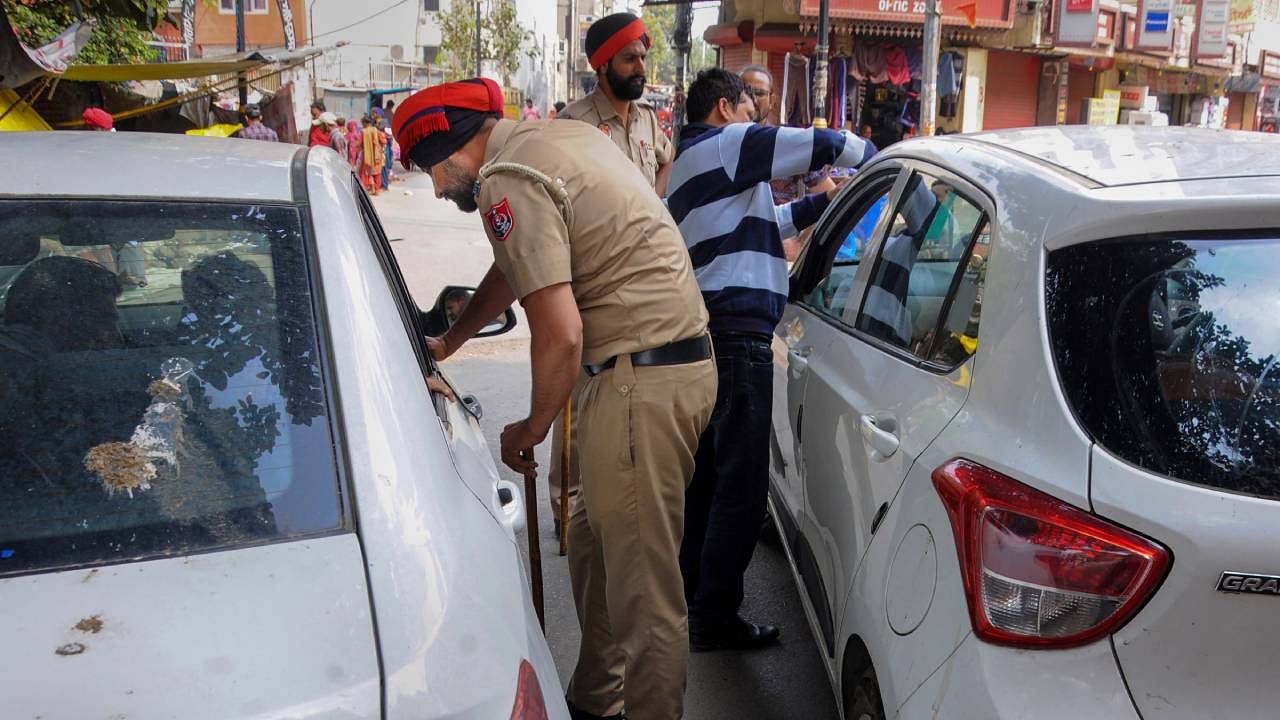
0, 131, 304, 202
952, 126, 1280, 188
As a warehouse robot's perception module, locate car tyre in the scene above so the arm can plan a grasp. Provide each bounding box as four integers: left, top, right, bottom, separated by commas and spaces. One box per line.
843, 664, 885, 720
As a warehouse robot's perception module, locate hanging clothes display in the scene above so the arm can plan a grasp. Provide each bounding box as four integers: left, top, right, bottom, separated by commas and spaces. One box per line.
885, 46, 911, 86
831, 57, 849, 130
781, 52, 811, 127
853, 43, 890, 84
937, 51, 964, 118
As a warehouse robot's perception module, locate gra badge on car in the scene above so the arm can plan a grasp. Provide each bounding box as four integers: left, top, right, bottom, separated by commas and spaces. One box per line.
1218, 572, 1280, 596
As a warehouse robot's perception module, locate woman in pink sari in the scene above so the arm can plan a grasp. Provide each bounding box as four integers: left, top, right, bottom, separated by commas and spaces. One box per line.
344, 119, 362, 169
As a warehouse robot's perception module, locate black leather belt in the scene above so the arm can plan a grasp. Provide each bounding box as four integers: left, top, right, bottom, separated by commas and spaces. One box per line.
584, 334, 712, 377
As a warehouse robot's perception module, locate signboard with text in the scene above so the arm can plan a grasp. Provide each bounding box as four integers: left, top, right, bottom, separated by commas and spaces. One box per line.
1230, 0, 1256, 29
1055, 0, 1101, 45
799, 0, 1017, 28
1195, 0, 1232, 59
1262, 51, 1280, 80
1136, 0, 1176, 50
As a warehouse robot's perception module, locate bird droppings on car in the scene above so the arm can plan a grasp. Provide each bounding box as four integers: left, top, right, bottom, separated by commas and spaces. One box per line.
74, 616, 104, 634
83, 442, 155, 498
55, 643, 86, 656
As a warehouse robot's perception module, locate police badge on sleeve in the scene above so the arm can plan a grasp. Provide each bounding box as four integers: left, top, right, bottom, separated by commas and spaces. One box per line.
484, 198, 515, 241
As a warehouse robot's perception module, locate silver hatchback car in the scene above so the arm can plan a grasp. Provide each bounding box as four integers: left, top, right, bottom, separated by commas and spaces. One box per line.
771, 127, 1280, 719
0, 133, 567, 720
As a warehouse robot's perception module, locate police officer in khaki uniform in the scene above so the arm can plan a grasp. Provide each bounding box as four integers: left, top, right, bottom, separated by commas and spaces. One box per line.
560, 13, 674, 195
549, 12, 673, 536
394, 78, 716, 720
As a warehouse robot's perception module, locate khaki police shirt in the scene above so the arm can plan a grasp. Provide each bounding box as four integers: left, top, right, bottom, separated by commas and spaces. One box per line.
559, 88, 673, 190
477, 119, 706, 366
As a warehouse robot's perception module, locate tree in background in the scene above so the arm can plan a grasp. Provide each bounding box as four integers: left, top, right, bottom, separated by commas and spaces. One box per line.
435, 0, 535, 89
641, 4, 676, 86
2, 0, 171, 65
640, 4, 714, 86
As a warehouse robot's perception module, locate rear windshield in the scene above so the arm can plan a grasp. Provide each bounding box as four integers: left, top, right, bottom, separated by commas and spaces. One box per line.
1047, 236, 1280, 499
0, 200, 342, 576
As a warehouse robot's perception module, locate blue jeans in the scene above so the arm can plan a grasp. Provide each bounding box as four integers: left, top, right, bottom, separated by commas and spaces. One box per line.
680, 332, 774, 627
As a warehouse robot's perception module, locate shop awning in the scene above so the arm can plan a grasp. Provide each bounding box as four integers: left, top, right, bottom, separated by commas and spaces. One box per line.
59, 47, 322, 83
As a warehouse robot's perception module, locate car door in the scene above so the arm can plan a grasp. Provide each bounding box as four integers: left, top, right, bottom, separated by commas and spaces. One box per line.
772, 165, 903, 650
352, 183, 523, 533
796, 164, 993, 649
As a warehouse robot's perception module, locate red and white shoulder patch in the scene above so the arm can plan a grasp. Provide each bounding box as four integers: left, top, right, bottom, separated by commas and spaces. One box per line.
484, 197, 516, 242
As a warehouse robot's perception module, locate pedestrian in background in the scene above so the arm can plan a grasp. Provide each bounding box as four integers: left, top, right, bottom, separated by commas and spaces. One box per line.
307, 100, 329, 147
670, 67, 875, 652
235, 104, 278, 142
397, 77, 715, 720
344, 118, 362, 168
521, 98, 541, 120
379, 117, 394, 190
360, 115, 386, 195
320, 112, 346, 158
82, 107, 113, 132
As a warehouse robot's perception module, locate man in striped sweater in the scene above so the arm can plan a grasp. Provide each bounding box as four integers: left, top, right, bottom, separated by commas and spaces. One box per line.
669, 67, 876, 651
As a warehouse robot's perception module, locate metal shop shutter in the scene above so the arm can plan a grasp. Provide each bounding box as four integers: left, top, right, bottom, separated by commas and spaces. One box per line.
1066, 67, 1096, 124
719, 43, 753, 75
984, 50, 1042, 130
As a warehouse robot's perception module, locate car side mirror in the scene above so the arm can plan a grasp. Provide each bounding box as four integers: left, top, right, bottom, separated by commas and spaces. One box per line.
419, 285, 517, 338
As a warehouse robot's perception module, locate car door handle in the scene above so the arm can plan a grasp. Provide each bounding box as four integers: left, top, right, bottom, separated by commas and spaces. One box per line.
495, 479, 526, 534
860, 414, 900, 460
460, 393, 483, 420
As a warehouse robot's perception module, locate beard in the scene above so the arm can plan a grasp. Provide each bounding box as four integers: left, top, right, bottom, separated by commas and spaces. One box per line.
605, 62, 645, 101
437, 158, 479, 213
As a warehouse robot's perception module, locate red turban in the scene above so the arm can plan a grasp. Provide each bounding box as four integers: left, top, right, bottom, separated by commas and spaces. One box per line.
82, 107, 113, 131
392, 78, 504, 170
586, 13, 650, 71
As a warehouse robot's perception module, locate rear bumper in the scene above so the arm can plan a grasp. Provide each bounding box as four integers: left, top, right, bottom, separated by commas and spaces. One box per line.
895, 634, 1140, 719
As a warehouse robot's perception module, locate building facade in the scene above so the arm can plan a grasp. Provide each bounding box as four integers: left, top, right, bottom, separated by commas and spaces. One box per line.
707, 0, 1280, 139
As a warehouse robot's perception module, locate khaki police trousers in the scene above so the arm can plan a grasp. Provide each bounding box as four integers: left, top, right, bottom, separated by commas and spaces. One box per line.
566, 353, 717, 720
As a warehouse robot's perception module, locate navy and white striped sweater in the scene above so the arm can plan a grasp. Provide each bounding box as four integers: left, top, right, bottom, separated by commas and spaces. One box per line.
668, 122, 875, 338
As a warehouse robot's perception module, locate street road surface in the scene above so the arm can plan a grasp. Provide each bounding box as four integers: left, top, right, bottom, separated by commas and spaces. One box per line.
377, 170, 840, 720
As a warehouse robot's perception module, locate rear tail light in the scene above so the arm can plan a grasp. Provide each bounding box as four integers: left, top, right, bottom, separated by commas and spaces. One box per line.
510, 659, 549, 720
932, 459, 1170, 648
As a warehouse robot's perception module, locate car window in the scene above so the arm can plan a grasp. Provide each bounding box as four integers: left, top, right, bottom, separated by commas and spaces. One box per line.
1048, 236, 1280, 499
801, 181, 894, 323
0, 200, 342, 577
352, 178, 437, 381
927, 221, 991, 368
855, 172, 986, 359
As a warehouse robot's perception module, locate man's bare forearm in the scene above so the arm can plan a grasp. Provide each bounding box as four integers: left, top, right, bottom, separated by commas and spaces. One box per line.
523, 283, 582, 439
442, 262, 517, 351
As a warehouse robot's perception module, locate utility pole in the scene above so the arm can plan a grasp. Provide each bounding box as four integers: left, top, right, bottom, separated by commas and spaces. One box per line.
673, 1, 692, 140
811, 0, 829, 128
567, 0, 577, 100
921, 0, 941, 136
235, 0, 248, 109
475, 0, 483, 77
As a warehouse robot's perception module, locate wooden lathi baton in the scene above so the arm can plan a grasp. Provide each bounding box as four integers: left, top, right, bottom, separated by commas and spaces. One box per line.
521, 455, 545, 630
559, 399, 572, 556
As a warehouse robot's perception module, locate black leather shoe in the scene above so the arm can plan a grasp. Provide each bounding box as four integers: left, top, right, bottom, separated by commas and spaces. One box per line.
566, 698, 624, 720
690, 616, 781, 652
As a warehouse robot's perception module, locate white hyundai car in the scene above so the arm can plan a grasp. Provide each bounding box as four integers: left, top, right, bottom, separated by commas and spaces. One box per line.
0, 133, 567, 720
770, 126, 1280, 719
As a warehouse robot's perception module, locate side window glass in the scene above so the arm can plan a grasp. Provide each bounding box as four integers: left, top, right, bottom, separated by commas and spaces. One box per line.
856, 173, 985, 359
352, 180, 436, 378
928, 222, 990, 367
804, 191, 890, 322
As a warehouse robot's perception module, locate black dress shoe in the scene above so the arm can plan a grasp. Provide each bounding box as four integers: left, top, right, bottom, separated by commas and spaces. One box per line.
566, 698, 624, 720
690, 616, 781, 652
